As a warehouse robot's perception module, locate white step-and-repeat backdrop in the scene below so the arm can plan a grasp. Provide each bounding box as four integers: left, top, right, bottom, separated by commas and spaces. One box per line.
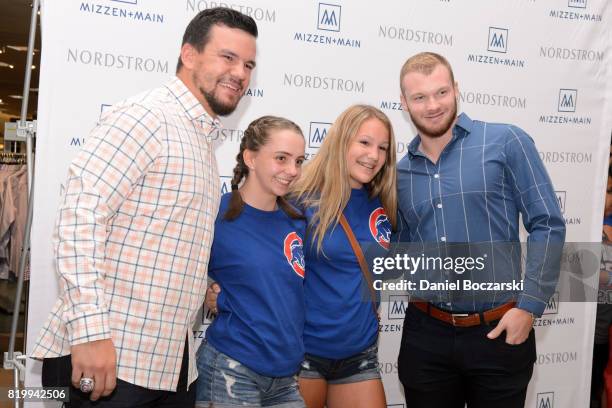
25, 0, 612, 407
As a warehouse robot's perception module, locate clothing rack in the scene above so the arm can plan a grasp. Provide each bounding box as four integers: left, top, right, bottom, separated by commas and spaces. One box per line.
3, 0, 39, 407
0, 153, 27, 165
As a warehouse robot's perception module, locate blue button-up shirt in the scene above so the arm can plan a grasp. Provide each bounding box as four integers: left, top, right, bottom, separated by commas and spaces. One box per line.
395, 113, 565, 316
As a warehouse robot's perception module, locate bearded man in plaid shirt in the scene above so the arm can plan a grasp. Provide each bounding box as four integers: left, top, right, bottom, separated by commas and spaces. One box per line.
31, 7, 258, 407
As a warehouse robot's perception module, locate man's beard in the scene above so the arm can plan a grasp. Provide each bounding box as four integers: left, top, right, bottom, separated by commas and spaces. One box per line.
408, 101, 457, 139
201, 87, 239, 117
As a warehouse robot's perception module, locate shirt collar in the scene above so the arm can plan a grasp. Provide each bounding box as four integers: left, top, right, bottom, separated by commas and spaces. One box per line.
407, 112, 474, 159
165, 76, 221, 130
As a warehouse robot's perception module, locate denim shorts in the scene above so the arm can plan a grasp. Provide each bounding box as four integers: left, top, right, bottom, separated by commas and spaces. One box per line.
195, 341, 306, 408
298, 343, 381, 385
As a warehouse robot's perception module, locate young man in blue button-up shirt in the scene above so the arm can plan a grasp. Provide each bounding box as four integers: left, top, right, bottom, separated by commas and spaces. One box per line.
395, 52, 565, 407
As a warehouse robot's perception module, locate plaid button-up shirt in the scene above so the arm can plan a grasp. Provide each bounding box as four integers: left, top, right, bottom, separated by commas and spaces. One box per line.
395, 113, 565, 316
31, 77, 221, 391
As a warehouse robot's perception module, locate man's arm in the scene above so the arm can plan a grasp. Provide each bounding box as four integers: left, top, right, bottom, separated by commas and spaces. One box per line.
56, 103, 162, 399
503, 125, 566, 316
488, 125, 565, 344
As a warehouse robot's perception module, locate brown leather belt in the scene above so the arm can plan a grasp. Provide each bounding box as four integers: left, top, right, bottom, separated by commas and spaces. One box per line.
412, 301, 516, 327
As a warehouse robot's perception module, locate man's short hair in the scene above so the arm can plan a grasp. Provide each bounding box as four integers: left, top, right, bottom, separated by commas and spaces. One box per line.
176, 7, 258, 72
399, 52, 455, 94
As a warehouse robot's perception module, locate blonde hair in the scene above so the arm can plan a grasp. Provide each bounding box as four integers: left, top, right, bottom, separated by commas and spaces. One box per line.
291, 104, 397, 251
399, 52, 455, 94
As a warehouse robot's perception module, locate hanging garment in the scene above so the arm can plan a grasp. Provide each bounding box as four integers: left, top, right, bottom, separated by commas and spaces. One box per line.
0, 165, 27, 280
0, 165, 18, 279
6, 167, 27, 278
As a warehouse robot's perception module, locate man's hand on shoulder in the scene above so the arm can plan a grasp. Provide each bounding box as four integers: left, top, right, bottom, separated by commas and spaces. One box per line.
71, 338, 117, 401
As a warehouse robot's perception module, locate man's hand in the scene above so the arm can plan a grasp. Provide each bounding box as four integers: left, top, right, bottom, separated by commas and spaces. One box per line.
71, 339, 117, 401
486, 308, 534, 345
205, 282, 221, 314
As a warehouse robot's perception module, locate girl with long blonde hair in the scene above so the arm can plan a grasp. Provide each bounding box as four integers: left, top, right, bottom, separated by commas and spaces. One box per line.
293, 104, 397, 408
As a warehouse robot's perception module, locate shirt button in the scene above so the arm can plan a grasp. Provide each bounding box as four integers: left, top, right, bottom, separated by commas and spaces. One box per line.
434, 174, 440, 179
436, 203, 443, 209
441, 236, 446, 242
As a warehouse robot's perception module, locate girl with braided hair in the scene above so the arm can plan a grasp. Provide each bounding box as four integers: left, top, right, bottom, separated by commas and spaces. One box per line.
204, 105, 397, 407
195, 116, 307, 408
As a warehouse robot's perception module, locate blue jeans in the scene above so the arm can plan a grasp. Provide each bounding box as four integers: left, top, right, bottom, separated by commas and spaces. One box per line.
195, 341, 305, 408
298, 342, 381, 385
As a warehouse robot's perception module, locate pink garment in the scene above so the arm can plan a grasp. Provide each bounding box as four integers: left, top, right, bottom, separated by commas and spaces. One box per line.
5, 167, 28, 278
0, 164, 26, 279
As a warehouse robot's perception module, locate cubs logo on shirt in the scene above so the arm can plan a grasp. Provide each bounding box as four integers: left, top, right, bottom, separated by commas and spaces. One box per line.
369, 207, 391, 249
284, 232, 305, 278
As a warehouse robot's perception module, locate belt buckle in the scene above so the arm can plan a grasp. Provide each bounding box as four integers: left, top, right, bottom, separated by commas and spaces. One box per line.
451, 313, 469, 325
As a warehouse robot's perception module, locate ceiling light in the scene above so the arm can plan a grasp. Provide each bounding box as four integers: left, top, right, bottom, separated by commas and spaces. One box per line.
0, 62, 14, 69
7, 45, 29, 52
9, 95, 23, 99
6, 45, 40, 53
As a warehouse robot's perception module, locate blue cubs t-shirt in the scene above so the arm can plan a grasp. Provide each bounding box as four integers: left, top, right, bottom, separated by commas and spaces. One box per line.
205, 193, 307, 376
303, 188, 391, 359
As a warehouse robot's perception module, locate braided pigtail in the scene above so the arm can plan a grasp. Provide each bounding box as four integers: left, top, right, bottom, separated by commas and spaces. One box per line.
277, 197, 305, 220
223, 133, 250, 220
